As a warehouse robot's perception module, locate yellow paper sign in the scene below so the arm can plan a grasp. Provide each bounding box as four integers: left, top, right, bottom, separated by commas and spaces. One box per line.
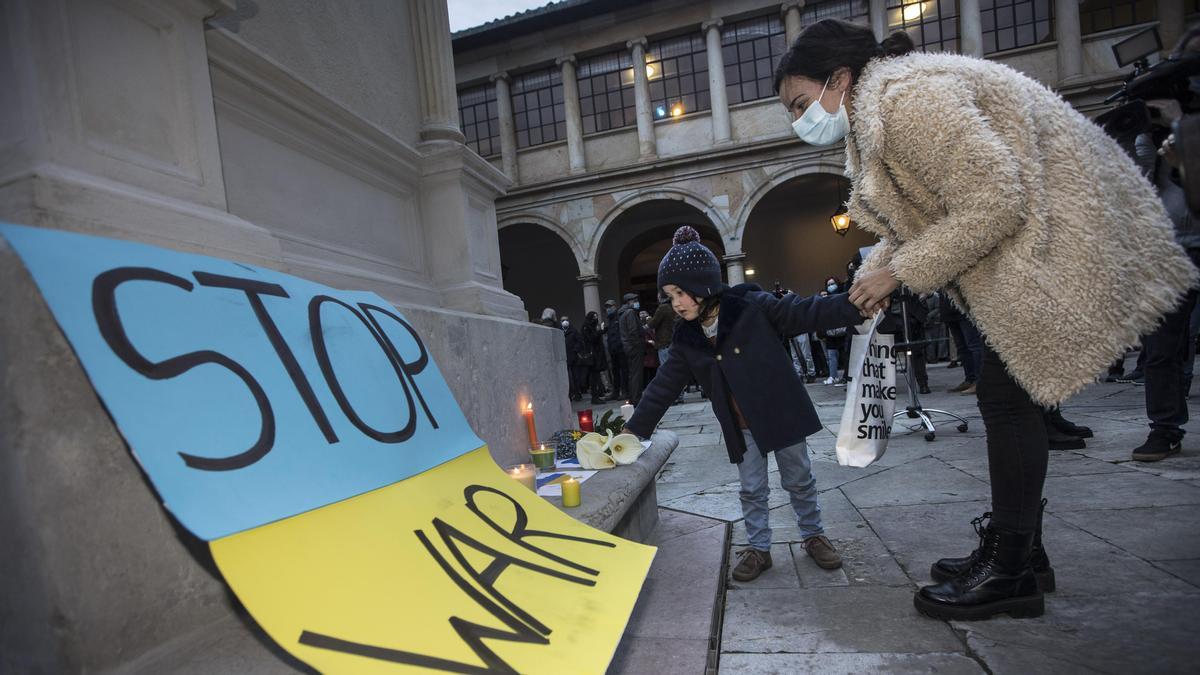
211, 447, 655, 674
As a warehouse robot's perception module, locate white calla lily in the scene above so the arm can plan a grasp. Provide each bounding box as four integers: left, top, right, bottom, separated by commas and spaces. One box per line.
575, 438, 615, 470
608, 433, 644, 465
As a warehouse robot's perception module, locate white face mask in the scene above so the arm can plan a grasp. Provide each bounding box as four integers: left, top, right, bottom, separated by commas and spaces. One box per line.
791, 77, 849, 146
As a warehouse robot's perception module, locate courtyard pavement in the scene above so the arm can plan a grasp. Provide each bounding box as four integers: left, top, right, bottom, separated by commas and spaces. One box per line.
589, 353, 1200, 674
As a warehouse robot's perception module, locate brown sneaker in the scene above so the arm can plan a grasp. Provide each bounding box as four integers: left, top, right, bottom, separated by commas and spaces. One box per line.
960, 383, 977, 395
948, 380, 972, 393
731, 548, 773, 581
803, 535, 843, 570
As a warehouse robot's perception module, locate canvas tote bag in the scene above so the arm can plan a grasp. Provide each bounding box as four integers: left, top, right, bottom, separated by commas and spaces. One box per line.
835, 313, 897, 467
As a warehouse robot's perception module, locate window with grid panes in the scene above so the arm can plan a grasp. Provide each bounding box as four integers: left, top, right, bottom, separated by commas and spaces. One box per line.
887, 0, 961, 52
721, 14, 788, 105
1079, 0, 1156, 35
511, 67, 565, 148
802, 0, 871, 26
457, 83, 499, 157
981, 0, 1054, 53
577, 50, 637, 134
646, 33, 710, 119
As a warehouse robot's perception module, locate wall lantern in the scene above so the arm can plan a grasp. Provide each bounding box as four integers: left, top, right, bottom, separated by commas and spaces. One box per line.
830, 208, 851, 236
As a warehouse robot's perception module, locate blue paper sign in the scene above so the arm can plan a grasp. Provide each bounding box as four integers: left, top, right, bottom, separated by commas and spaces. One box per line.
0, 223, 483, 540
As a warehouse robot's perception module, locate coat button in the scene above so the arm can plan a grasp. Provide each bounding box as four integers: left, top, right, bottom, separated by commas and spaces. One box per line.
716, 354, 722, 361
734, 347, 741, 354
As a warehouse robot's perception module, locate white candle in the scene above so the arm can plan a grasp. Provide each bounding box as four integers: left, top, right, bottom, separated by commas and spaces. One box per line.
506, 463, 536, 492
620, 402, 635, 421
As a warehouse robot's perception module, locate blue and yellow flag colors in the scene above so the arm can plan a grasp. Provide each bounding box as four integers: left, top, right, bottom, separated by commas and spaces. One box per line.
2, 222, 654, 673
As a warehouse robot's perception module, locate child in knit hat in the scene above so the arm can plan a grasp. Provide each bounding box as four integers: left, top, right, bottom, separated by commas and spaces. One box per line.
624, 225, 864, 581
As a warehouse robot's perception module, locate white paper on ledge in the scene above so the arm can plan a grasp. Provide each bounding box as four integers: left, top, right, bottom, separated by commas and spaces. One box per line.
537, 470, 598, 496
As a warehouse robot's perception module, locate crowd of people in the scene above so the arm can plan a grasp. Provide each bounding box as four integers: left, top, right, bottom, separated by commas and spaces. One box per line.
532, 18, 1199, 626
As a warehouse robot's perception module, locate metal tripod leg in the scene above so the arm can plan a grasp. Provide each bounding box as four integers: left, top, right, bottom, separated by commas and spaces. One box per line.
890, 290, 970, 441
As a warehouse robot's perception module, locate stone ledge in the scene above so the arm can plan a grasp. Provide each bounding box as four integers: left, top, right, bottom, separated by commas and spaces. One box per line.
544, 430, 679, 543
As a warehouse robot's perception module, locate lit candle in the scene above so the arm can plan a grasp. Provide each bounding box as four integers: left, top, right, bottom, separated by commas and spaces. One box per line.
620, 402, 635, 421
577, 408, 594, 432
531, 443, 556, 471
522, 401, 538, 451
506, 463, 536, 492
561, 476, 581, 508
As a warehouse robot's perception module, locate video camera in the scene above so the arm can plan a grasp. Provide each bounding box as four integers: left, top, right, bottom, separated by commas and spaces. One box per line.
1097, 28, 1200, 139
1096, 26, 1200, 215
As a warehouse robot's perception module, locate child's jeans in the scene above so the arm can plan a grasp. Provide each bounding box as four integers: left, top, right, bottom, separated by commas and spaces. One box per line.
736, 430, 823, 551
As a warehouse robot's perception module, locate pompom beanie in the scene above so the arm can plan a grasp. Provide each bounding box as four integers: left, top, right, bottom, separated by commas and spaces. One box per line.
657, 225, 725, 298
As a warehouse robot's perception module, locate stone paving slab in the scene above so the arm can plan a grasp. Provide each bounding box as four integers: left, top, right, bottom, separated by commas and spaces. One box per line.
718, 652, 984, 674
721, 586, 963, 654
611, 509, 725, 674
944, 450, 1135, 481
839, 457, 990, 508
1042, 471, 1200, 512
727, 544, 800, 591
663, 476, 791, 522
953, 591, 1200, 674
729, 488, 867, 546
1156, 559, 1200, 587
1052, 505, 1200, 562
635, 360, 1200, 673
607, 637, 710, 675
857, 501, 991, 584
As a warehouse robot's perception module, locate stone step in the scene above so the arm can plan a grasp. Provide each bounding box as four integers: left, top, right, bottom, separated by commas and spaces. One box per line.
608, 508, 729, 675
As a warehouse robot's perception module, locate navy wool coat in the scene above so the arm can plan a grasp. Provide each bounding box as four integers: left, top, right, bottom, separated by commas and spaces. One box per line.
626, 284, 862, 464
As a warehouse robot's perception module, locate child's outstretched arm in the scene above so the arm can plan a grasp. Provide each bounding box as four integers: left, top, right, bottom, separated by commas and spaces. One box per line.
624, 345, 690, 440
753, 290, 864, 337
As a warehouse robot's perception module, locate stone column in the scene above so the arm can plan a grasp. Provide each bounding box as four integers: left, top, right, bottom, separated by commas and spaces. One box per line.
1158, 0, 1185, 57
782, 2, 804, 46
959, 0, 984, 57
703, 20, 732, 145
579, 275, 602, 319
723, 253, 747, 286
557, 55, 587, 174
1055, 0, 1083, 82
491, 72, 519, 182
410, 0, 465, 144
627, 37, 657, 160
870, 0, 887, 42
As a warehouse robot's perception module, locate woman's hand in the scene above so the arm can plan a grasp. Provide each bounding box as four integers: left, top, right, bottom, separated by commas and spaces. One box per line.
849, 268, 900, 314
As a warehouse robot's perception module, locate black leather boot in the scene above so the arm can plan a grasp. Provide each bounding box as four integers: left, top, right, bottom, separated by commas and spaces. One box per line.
1047, 407, 1093, 439
915, 527, 1044, 620
930, 500, 1055, 592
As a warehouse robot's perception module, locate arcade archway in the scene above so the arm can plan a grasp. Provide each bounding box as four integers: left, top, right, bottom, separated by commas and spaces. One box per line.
498, 222, 582, 323
741, 173, 877, 296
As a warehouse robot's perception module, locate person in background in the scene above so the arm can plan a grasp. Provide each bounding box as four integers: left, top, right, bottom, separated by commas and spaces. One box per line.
605, 299, 626, 401
649, 293, 686, 404
819, 278, 848, 385
539, 307, 558, 328
777, 19, 1194, 620
561, 316, 582, 401
1128, 28, 1200, 461
623, 226, 865, 581
619, 292, 645, 403
941, 290, 983, 394
582, 311, 609, 405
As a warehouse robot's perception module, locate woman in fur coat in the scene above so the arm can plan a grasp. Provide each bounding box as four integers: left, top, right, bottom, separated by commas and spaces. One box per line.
773, 19, 1196, 620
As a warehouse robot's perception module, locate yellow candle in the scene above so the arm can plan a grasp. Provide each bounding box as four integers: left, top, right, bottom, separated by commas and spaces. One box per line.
506, 463, 536, 492
561, 476, 581, 508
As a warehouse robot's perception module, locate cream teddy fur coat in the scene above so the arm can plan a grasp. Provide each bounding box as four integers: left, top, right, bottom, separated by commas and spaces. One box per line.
847, 53, 1197, 407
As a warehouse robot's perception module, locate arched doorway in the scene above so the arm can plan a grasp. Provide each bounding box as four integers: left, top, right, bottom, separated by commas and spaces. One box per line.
595, 199, 725, 313
498, 223, 582, 323
741, 173, 877, 296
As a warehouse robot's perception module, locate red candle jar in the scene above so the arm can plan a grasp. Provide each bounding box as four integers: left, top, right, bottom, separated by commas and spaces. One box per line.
577, 408, 594, 432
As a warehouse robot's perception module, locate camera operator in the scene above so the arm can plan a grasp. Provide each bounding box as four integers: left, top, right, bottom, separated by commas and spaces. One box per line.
1128, 28, 1200, 462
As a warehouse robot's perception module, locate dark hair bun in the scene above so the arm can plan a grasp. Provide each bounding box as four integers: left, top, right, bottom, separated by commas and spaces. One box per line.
880, 31, 915, 57
673, 225, 700, 245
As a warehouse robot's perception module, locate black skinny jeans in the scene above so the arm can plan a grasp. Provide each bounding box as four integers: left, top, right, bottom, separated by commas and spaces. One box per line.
977, 345, 1049, 534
